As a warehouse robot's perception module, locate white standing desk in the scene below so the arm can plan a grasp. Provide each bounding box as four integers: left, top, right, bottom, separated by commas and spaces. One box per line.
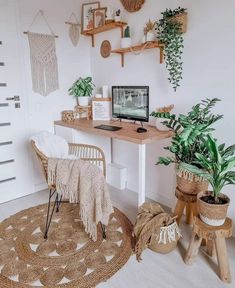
55, 119, 172, 206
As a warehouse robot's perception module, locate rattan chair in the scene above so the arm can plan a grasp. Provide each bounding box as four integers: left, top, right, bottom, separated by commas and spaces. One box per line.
31, 140, 106, 239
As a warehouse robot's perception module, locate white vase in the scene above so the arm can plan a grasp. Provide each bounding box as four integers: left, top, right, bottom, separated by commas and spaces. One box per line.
78, 96, 89, 106
146, 31, 156, 42
121, 38, 132, 49
102, 85, 109, 98
114, 15, 121, 22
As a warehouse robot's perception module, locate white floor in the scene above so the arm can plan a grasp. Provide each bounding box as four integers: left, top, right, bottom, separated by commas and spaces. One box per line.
0, 187, 235, 288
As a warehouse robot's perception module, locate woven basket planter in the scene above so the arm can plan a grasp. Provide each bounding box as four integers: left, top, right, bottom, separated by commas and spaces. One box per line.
168, 12, 187, 33
148, 221, 181, 254
61, 110, 75, 122
176, 165, 208, 195
197, 191, 230, 226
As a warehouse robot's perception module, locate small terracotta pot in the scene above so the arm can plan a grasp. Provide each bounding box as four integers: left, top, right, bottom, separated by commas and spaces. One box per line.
197, 191, 230, 226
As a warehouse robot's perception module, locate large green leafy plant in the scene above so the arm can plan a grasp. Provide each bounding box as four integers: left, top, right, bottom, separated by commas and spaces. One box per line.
181, 135, 235, 202
156, 7, 186, 91
151, 98, 223, 169
68, 77, 95, 98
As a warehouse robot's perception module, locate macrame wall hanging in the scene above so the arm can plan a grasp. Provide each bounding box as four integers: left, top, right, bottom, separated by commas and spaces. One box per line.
120, 0, 145, 12
24, 10, 59, 96
65, 13, 81, 47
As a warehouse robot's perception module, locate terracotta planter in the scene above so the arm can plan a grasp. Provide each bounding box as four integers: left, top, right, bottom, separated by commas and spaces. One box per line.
197, 191, 230, 226
176, 164, 208, 195
148, 221, 181, 254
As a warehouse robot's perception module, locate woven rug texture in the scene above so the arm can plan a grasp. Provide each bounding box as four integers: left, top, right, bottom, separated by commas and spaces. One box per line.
0, 203, 133, 287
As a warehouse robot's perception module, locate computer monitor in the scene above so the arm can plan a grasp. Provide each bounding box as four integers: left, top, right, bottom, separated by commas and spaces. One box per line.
112, 86, 149, 122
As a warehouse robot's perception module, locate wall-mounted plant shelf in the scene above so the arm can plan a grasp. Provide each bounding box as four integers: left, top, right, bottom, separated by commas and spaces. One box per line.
111, 41, 164, 67
81, 21, 127, 47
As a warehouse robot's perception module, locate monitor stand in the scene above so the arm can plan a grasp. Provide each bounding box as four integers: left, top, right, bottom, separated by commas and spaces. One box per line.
136, 121, 147, 133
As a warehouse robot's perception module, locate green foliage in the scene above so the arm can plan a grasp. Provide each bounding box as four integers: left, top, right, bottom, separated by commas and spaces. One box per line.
150, 98, 223, 168
124, 26, 130, 38
156, 7, 186, 91
162, 7, 187, 18
68, 77, 95, 97
181, 135, 235, 200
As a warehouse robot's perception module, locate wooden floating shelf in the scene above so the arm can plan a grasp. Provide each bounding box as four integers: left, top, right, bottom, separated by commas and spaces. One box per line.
81, 21, 127, 47
111, 41, 164, 67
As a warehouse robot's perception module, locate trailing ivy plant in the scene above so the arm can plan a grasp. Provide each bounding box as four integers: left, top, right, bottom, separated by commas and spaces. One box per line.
156, 7, 186, 91
162, 7, 187, 18
150, 98, 223, 169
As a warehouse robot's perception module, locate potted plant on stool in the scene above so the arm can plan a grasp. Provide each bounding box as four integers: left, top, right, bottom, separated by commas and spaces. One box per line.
151, 98, 223, 195
68, 77, 95, 106
181, 135, 235, 226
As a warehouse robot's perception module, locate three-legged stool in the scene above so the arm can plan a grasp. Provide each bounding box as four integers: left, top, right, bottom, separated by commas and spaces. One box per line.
184, 216, 233, 283
174, 188, 198, 225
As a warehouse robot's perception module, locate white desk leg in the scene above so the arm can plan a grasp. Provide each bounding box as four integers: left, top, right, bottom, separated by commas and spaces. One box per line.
138, 144, 146, 207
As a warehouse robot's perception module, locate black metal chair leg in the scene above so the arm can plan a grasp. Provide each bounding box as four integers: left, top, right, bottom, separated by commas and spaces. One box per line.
56, 195, 62, 212
44, 189, 58, 239
101, 223, 106, 239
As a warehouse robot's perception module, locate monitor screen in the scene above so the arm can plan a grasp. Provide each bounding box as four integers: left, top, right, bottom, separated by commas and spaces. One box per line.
112, 86, 149, 122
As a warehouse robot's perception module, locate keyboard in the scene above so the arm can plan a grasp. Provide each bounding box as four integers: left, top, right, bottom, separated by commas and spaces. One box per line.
94, 125, 122, 131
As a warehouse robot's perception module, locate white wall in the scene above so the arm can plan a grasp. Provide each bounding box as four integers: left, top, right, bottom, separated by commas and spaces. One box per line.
16, 0, 92, 190
90, 0, 235, 222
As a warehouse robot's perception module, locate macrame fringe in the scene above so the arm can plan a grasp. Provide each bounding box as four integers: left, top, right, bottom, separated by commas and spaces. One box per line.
28, 33, 59, 96
156, 222, 181, 244
176, 164, 205, 182
80, 205, 97, 241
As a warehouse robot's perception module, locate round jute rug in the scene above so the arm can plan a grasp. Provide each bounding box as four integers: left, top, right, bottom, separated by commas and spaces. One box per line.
0, 203, 133, 287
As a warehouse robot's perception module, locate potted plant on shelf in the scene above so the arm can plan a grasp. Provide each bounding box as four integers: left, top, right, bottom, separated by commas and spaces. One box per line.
68, 77, 95, 106
156, 7, 187, 91
151, 98, 223, 195
180, 135, 235, 226
163, 7, 187, 33
143, 20, 156, 43
121, 26, 132, 48
115, 9, 121, 22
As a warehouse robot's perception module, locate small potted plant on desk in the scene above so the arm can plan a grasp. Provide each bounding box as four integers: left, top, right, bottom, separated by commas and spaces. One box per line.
68, 77, 95, 106
151, 98, 223, 195
181, 135, 235, 226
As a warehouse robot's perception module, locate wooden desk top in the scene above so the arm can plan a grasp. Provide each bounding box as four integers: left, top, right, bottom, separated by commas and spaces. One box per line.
54, 119, 173, 144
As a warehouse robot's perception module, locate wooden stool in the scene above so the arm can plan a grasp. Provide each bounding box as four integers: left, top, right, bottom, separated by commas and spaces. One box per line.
174, 188, 198, 225
184, 216, 233, 283
75, 105, 92, 120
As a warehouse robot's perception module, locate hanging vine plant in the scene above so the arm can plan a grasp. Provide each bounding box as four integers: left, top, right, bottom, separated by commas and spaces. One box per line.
156, 7, 187, 91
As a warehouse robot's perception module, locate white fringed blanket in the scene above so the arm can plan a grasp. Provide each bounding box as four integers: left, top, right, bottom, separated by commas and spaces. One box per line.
48, 158, 113, 241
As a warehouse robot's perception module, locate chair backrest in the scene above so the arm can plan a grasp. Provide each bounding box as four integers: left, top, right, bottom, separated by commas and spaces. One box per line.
31, 140, 49, 181
31, 141, 106, 182
68, 143, 106, 177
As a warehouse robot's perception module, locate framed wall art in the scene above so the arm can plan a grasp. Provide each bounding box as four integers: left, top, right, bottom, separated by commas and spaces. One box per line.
81, 2, 100, 33
93, 8, 107, 29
